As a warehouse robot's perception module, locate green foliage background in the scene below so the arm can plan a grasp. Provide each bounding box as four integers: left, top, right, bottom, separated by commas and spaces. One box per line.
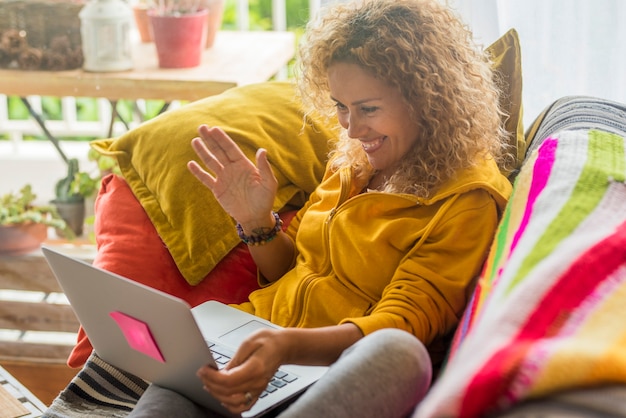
1, 0, 309, 142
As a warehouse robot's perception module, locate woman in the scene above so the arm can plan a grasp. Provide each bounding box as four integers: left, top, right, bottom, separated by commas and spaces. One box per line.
129, 0, 512, 416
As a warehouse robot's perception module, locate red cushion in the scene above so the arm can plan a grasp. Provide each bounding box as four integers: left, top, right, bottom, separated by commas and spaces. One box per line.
68, 174, 262, 367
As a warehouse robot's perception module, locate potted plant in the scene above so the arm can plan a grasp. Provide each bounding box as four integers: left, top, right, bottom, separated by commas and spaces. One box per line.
147, 0, 211, 68
137, 0, 224, 48
51, 158, 87, 237
51, 147, 120, 237
0, 184, 73, 255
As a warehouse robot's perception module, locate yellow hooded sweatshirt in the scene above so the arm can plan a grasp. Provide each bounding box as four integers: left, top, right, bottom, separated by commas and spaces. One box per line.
236, 158, 511, 360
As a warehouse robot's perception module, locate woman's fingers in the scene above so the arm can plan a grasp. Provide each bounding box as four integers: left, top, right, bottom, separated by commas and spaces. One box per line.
187, 160, 216, 189
197, 125, 248, 164
199, 361, 268, 396
190, 135, 224, 176
198, 365, 267, 412
188, 126, 251, 190
216, 390, 259, 413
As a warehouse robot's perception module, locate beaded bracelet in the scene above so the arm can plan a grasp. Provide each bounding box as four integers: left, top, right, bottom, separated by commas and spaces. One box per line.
236, 212, 283, 246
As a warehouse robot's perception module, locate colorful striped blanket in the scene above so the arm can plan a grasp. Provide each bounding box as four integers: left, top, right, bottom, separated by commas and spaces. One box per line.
415, 129, 626, 418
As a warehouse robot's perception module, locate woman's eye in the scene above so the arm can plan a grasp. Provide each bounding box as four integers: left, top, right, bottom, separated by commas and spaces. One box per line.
361, 106, 378, 114
335, 102, 348, 112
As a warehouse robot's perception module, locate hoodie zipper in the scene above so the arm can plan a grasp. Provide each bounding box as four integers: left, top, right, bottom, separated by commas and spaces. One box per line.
325, 167, 352, 225
290, 168, 352, 326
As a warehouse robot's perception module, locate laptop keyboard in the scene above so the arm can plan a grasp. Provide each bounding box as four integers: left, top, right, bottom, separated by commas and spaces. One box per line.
208, 342, 299, 399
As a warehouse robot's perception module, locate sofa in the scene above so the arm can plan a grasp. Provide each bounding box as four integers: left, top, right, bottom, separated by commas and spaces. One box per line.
414, 95, 626, 418
42, 32, 626, 417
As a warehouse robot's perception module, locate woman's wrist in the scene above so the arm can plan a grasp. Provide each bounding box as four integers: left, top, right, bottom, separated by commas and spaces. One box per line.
236, 212, 283, 246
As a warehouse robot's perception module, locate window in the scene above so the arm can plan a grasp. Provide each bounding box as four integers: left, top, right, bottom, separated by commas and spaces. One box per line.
450, 0, 626, 128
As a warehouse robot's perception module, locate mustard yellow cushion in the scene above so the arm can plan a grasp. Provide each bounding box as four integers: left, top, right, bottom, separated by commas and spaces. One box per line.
91, 81, 336, 285
486, 28, 524, 173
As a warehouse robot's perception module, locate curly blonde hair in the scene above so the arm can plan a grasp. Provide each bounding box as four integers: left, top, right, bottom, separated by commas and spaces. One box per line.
297, 0, 510, 197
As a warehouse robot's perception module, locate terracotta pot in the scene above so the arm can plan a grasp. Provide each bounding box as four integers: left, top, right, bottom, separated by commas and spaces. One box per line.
133, 5, 153, 43
203, 0, 225, 48
0, 223, 48, 256
148, 9, 209, 69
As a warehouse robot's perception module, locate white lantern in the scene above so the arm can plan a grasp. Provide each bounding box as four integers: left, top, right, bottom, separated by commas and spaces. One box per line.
79, 0, 133, 72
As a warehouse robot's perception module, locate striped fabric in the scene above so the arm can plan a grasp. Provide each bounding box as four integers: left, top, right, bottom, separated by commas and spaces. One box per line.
415, 129, 626, 418
44, 352, 147, 418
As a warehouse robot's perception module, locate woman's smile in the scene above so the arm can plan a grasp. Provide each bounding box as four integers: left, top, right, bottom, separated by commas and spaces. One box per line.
361, 136, 387, 153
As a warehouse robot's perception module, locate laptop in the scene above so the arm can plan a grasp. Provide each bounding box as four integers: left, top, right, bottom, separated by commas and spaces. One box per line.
41, 245, 327, 418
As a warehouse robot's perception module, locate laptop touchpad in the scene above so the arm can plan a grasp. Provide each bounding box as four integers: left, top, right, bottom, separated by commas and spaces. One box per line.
219, 320, 277, 347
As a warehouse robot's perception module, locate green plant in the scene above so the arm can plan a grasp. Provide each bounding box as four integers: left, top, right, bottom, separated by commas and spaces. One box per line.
69, 147, 121, 199
54, 158, 84, 203
0, 184, 72, 235
148, 0, 204, 15
70, 171, 100, 199
53, 147, 120, 202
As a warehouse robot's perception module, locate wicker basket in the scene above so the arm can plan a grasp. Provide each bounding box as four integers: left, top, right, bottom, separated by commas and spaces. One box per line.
0, 0, 85, 70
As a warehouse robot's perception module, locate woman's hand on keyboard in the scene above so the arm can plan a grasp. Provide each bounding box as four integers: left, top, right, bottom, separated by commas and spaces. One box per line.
196, 323, 362, 414
196, 327, 286, 413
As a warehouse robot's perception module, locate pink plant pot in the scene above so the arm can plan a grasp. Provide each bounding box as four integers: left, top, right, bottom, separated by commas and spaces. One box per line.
148, 9, 209, 69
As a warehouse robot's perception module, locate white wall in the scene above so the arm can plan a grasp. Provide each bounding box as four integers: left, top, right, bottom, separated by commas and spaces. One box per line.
0, 141, 94, 205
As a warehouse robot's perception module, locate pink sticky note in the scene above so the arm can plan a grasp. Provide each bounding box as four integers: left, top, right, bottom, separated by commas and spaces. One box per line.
109, 311, 165, 363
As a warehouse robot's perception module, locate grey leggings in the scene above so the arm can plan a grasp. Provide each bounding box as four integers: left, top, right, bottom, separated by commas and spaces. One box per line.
128, 328, 432, 418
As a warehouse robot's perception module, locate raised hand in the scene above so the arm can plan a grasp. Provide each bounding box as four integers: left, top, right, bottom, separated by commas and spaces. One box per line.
187, 125, 278, 225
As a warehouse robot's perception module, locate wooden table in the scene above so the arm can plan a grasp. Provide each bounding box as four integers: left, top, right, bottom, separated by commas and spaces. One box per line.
0, 29, 296, 153
0, 364, 47, 417
0, 30, 296, 102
